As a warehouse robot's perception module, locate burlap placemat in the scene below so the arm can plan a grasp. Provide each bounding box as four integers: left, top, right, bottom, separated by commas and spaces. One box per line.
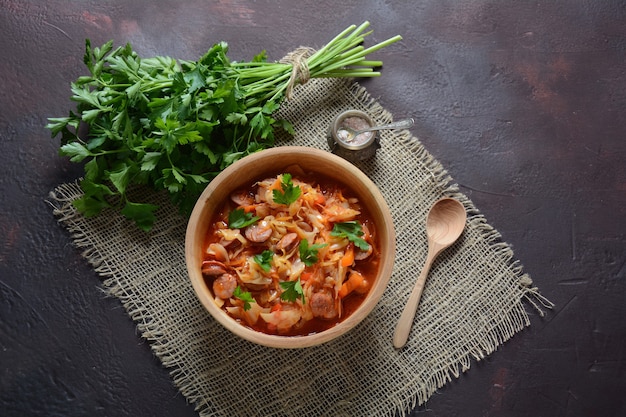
49, 77, 551, 417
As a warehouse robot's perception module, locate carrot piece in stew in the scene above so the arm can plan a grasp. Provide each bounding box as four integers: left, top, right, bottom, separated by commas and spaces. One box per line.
341, 245, 355, 267
338, 270, 365, 298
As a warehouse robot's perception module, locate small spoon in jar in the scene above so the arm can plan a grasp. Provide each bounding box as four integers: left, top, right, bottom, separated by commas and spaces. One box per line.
338, 118, 415, 143
393, 197, 466, 349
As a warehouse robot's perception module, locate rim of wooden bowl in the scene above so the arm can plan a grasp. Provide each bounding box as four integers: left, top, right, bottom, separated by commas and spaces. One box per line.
185, 146, 396, 348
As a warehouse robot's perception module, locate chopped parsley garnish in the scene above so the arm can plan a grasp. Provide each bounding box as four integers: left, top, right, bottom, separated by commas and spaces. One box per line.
330, 221, 370, 251
233, 286, 255, 311
298, 239, 327, 267
253, 250, 273, 272
272, 173, 301, 205
228, 207, 259, 229
280, 278, 305, 304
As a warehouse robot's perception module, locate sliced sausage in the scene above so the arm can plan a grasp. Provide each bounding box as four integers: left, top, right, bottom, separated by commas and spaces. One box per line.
212, 273, 238, 299
230, 190, 254, 206
245, 220, 272, 242
276, 233, 299, 252
310, 290, 338, 319
202, 260, 228, 276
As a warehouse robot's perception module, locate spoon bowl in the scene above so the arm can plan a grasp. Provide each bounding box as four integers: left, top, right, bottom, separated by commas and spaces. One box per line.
392, 197, 466, 349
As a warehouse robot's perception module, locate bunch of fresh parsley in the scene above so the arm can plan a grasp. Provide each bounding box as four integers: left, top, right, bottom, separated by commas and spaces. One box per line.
47, 22, 401, 231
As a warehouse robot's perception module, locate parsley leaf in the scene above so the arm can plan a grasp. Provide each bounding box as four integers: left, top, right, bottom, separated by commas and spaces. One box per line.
330, 221, 370, 251
228, 208, 259, 229
120, 201, 159, 232
280, 278, 305, 304
298, 239, 327, 267
59, 142, 93, 163
233, 286, 255, 311
253, 250, 273, 272
272, 173, 301, 205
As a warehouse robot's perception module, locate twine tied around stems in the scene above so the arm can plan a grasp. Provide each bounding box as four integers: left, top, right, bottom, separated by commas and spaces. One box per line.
280, 47, 316, 100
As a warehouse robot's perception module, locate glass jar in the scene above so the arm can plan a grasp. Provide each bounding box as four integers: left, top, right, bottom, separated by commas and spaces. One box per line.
327, 110, 380, 162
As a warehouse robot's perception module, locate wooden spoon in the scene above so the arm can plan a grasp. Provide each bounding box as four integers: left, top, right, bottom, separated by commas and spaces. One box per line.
393, 197, 467, 349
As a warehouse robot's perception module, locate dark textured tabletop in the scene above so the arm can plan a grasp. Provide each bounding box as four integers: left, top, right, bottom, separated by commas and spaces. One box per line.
2, 1, 625, 416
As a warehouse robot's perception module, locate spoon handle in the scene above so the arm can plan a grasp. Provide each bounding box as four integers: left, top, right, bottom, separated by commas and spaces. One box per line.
392, 243, 439, 349
360, 118, 415, 134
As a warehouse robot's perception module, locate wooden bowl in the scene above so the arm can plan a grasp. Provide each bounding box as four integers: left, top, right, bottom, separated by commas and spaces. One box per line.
185, 146, 395, 348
